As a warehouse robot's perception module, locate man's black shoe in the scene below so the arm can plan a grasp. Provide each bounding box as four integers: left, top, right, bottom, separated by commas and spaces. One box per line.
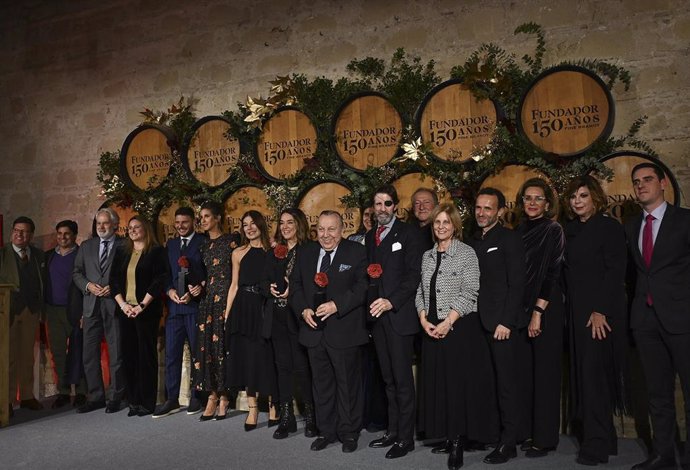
385, 440, 414, 459
105, 401, 122, 413
153, 399, 181, 418
310, 437, 334, 451
369, 432, 397, 448
76, 401, 106, 414
342, 438, 358, 453
483, 444, 517, 464
431, 439, 451, 454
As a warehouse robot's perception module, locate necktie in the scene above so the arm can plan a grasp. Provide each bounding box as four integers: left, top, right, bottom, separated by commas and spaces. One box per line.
181, 238, 188, 253
319, 250, 333, 273
19, 247, 28, 264
375, 226, 386, 247
100, 240, 110, 273
642, 214, 655, 305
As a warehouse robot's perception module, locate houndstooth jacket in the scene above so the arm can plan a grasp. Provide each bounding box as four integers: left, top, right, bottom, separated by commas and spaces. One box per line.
415, 238, 480, 320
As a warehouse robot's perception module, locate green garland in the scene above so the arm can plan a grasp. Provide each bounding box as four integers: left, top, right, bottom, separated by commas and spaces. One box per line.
97, 23, 656, 221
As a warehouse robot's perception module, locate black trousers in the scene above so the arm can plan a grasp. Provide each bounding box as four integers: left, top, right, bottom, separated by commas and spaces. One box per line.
82, 299, 126, 404
516, 298, 564, 449
271, 306, 312, 404
308, 339, 363, 442
487, 333, 520, 447
633, 306, 690, 465
372, 318, 415, 442
120, 308, 160, 412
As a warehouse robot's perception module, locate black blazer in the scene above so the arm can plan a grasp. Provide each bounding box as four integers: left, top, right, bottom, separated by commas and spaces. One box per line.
289, 239, 369, 349
625, 203, 690, 333
45, 247, 84, 327
365, 218, 423, 335
110, 245, 168, 317
468, 224, 526, 332
260, 244, 301, 338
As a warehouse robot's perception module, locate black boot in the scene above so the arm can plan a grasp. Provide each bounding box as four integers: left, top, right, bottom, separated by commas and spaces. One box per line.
273, 402, 297, 439
448, 437, 463, 470
303, 402, 318, 438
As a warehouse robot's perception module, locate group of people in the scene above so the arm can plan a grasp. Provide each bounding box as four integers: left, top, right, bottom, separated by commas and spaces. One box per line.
2, 162, 689, 470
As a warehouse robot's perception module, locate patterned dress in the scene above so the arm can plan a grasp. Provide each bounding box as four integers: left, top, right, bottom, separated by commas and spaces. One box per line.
193, 233, 234, 391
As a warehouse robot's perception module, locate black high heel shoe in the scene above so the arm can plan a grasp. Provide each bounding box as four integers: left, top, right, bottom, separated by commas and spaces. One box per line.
244, 404, 258, 431
215, 397, 229, 421
199, 397, 218, 422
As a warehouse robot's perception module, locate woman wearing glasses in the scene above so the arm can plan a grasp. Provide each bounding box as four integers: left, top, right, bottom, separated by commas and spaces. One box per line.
513, 178, 565, 458
111, 216, 167, 417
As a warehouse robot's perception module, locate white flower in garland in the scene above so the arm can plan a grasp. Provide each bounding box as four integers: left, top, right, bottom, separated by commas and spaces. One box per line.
401, 137, 424, 161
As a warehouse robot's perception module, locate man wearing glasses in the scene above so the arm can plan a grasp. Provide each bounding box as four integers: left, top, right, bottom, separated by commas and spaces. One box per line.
0, 217, 46, 416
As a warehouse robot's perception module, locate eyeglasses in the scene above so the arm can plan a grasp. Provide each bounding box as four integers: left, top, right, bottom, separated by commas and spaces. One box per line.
522, 195, 546, 203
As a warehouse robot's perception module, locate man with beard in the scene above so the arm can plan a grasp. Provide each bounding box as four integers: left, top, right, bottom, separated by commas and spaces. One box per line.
367, 185, 424, 459
467, 188, 526, 464
154, 206, 205, 418
73, 208, 126, 414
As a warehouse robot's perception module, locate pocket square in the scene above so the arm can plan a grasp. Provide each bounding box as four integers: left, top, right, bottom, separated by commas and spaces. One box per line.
392, 242, 402, 252
487, 247, 498, 253
339, 264, 351, 272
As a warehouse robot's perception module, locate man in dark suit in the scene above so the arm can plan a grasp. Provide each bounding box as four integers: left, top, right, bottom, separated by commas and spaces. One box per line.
72, 207, 126, 414
366, 185, 423, 459
625, 162, 690, 470
408, 187, 438, 252
468, 188, 526, 464
290, 210, 368, 453
0, 216, 46, 414
154, 206, 205, 418
44, 220, 86, 409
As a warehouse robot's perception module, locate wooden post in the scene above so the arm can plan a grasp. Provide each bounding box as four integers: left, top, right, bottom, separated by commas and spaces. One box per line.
0, 284, 11, 427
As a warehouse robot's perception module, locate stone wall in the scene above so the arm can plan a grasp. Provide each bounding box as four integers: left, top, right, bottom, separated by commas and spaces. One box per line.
0, 0, 688, 244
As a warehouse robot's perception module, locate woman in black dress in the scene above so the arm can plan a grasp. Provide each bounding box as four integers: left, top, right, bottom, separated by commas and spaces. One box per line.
111, 216, 167, 417
514, 177, 565, 457
226, 210, 277, 430
261, 208, 316, 439
563, 175, 627, 466
194, 201, 235, 421
415, 203, 499, 470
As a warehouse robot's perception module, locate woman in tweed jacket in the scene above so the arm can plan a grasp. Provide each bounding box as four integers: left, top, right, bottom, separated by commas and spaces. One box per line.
415, 203, 499, 470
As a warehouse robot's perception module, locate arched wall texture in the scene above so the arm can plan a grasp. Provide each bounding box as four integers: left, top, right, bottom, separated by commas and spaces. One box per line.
1, 0, 689, 246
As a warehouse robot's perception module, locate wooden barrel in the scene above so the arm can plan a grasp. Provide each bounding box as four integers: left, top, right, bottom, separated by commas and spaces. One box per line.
92, 202, 138, 238
120, 124, 175, 190
256, 107, 318, 181
480, 165, 553, 228
518, 65, 614, 156
297, 181, 360, 239
223, 185, 275, 235
332, 92, 403, 171
154, 200, 198, 244
391, 172, 452, 221
416, 79, 498, 163
183, 116, 241, 187
597, 151, 680, 224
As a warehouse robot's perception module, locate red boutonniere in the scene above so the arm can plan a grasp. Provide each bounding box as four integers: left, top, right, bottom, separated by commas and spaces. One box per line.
178, 256, 190, 269
367, 263, 383, 279
314, 272, 329, 288
273, 244, 288, 260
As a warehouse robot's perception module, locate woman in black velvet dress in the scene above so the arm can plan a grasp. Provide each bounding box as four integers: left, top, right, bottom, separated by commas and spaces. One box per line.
563, 175, 627, 466
514, 177, 565, 458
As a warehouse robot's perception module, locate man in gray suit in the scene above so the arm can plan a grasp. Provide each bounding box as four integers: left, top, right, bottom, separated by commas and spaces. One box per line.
73, 208, 126, 413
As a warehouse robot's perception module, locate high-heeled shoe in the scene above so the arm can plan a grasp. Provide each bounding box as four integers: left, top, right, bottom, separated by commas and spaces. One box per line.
268, 401, 279, 427
244, 404, 258, 431
199, 397, 218, 422
215, 397, 229, 421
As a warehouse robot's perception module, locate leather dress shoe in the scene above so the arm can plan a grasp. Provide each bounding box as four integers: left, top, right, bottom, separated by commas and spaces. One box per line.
20, 398, 44, 410
385, 440, 414, 459
483, 444, 517, 464
52, 394, 71, 409
519, 438, 533, 451
369, 432, 397, 448
105, 401, 122, 413
342, 438, 358, 453
76, 401, 106, 413
525, 446, 556, 458
310, 437, 334, 451
432, 440, 452, 454
631, 454, 676, 470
